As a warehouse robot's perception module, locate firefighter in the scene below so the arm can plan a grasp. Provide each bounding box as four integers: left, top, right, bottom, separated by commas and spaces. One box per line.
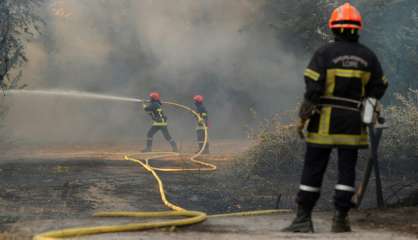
193, 95, 209, 154
142, 92, 178, 153
282, 3, 388, 233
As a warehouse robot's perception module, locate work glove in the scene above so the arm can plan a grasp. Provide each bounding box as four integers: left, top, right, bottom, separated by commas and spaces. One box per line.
296, 100, 318, 140
142, 103, 147, 109
297, 118, 307, 139
298, 99, 319, 120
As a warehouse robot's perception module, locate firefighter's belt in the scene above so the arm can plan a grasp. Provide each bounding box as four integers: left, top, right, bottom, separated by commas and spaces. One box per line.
319, 96, 361, 112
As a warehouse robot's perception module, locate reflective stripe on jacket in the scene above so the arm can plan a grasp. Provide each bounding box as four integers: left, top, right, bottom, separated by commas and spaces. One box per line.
144, 101, 168, 126
195, 103, 208, 130
303, 37, 388, 148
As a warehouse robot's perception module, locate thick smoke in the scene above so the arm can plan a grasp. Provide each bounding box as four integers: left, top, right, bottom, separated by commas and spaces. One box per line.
3, 0, 305, 146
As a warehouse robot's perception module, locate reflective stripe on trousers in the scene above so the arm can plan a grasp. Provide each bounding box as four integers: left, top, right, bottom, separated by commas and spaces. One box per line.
299, 185, 320, 192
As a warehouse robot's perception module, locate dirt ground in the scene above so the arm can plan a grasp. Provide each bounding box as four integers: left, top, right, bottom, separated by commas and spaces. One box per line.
1, 210, 417, 240
351, 207, 418, 236
0, 141, 417, 239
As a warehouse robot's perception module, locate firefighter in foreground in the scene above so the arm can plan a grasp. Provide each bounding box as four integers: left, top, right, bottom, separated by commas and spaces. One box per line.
193, 95, 209, 154
142, 92, 178, 153
283, 3, 388, 233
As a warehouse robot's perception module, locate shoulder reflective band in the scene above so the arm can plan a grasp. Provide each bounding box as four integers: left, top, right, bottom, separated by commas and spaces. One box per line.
331, 69, 369, 78
304, 68, 320, 81
299, 185, 320, 192
335, 184, 355, 192
202, 113, 207, 116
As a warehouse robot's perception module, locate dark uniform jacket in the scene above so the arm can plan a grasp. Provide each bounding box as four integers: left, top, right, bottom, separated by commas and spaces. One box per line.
144, 100, 168, 126
304, 36, 388, 148
195, 103, 208, 130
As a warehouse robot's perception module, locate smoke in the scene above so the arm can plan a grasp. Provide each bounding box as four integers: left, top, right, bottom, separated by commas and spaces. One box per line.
3, 0, 305, 146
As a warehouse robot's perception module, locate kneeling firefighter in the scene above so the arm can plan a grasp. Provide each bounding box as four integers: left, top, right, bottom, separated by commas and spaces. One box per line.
193, 95, 209, 154
142, 92, 178, 153
282, 3, 388, 233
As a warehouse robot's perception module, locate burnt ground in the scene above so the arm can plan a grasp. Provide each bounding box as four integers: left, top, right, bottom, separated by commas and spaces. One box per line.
0, 142, 417, 239
352, 207, 418, 236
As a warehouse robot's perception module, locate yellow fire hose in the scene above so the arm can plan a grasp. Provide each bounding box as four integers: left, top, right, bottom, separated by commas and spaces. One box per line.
33, 101, 289, 240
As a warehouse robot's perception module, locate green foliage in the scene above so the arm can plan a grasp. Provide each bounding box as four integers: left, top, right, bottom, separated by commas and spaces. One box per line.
0, 0, 44, 89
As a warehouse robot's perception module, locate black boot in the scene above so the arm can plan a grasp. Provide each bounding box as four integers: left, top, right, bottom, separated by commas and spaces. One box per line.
282, 206, 314, 233
331, 210, 351, 233
170, 140, 178, 153
142, 139, 152, 152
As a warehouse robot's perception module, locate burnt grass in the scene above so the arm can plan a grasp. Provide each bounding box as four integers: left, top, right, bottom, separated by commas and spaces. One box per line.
0, 155, 417, 232
0, 156, 296, 231
0, 159, 164, 229
0, 157, 272, 229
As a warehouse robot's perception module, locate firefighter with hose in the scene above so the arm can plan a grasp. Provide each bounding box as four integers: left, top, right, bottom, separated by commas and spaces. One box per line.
193, 95, 209, 154
283, 3, 388, 233
142, 92, 178, 153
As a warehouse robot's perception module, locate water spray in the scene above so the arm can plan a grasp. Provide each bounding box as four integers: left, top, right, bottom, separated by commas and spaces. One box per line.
5, 89, 143, 103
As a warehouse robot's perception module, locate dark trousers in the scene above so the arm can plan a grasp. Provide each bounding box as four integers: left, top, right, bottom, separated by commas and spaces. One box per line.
145, 126, 177, 151
296, 145, 358, 212
196, 129, 209, 154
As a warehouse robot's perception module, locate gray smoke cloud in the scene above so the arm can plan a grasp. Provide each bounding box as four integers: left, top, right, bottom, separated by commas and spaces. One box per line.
2, 0, 305, 146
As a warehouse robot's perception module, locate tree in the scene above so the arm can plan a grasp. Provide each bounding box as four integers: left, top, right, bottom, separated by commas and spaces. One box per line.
0, 0, 44, 90
259, 0, 418, 94
247, 1, 337, 56
354, 0, 418, 94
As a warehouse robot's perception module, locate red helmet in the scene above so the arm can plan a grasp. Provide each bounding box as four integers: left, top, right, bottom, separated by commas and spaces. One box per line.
328, 3, 363, 30
193, 95, 204, 103
149, 92, 160, 101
